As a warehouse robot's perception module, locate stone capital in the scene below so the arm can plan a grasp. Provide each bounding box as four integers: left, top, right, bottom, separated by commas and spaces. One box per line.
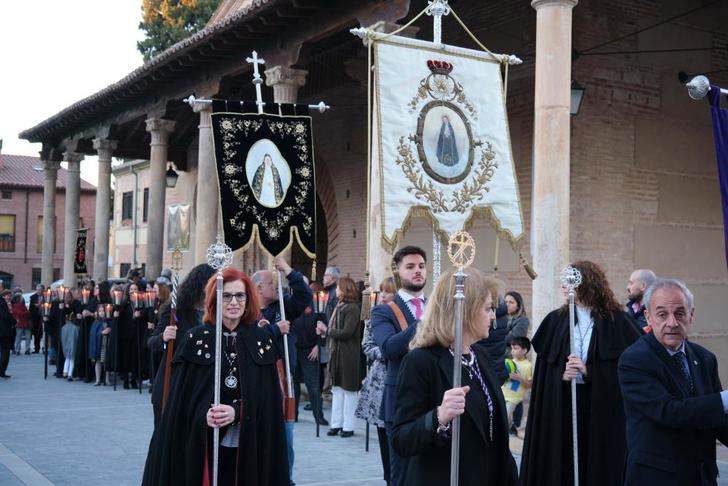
92, 138, 118, 161
191, 100, 213, 114
42, 160, 61, 173
531, 0, 578, 9
63, 151, 84, 169
145, 118, 176, 145
264, 66, 308, 89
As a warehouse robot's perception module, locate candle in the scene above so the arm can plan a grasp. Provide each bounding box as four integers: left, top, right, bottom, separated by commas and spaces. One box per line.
81, 288, 90, 304
43, 288, 52, 303
112, 289, 123, 306
58, 285, 66, 301
370, 291, 379, 307
146, 289, 156, 307
42, 302, 51, 318
130, 291, 139, 309
105, 304, 113, 317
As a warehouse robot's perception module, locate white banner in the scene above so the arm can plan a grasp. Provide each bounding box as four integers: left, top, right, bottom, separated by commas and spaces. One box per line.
373, 36, 524, 249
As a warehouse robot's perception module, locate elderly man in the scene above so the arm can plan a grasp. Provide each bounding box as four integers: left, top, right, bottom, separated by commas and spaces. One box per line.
618, 279, 728, 486
253, 257, 312, 486
625, 268, 656, 331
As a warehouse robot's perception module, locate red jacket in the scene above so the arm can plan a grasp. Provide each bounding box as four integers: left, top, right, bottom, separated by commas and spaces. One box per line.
12, 301, 31, 329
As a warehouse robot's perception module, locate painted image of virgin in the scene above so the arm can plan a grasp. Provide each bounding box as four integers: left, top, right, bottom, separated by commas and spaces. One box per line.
436, 115, 459, 167
252, 154, 284, 207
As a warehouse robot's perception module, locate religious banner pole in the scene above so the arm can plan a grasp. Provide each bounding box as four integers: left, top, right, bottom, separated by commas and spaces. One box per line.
561, 265, 583, 486
161, 246, 183, 411
207, 238, 233, 486
447, 230, 476, 486
277, 271, 296, 422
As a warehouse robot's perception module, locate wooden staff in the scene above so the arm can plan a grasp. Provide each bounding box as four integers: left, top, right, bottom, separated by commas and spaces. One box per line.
162, 248, 183, 411
277, 270, 296, 423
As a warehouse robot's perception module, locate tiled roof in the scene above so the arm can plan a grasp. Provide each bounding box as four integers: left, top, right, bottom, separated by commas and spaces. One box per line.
0, 154, 96, 192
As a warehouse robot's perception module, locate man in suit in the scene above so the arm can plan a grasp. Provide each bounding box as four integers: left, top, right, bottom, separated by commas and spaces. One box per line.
618, 278, 728, 486
29, 285, 44, 353
372, 246, 427, 486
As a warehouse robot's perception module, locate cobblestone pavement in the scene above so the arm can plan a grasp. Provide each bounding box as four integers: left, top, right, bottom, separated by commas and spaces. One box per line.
0, 353, 726, 485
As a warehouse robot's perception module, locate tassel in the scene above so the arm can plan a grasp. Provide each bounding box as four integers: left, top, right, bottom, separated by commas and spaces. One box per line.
360, 272, 373, 321
311, 259, 317, 282
520, 252, 538, 280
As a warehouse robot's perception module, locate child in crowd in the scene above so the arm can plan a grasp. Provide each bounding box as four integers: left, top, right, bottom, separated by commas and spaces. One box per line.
89, 306, 110, 386
502, 336, 533, 437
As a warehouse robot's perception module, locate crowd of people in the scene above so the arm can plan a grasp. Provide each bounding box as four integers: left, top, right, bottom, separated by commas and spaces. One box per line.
1, 250, 726, 486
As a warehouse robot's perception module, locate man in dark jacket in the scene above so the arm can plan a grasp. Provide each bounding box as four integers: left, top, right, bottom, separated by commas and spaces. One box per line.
619, 278, 728, 486
625, 268, 656, 331
477, 296, 509, 385
0, 290, 16, 377
29, 285, 44, 353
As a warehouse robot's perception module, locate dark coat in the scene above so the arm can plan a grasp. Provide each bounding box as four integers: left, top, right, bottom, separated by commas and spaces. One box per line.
0, 300, 16, 349
619, 333, 728, 486
142, 323, 289, 486
625, 300, 648, 330
328, 302, 362, 391
392, 345, 518, 486
520, 308, 642, 486
371, 294, 419, 422
478, 300, 510, 385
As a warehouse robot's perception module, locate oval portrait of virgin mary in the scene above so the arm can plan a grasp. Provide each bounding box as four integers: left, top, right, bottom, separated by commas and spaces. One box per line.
245, 139, 292, 208
416, 101, 474, 184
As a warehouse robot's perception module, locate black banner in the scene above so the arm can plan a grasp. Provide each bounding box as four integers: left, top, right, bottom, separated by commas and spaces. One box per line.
211, 101, 316, 258
74, 228, 88, 275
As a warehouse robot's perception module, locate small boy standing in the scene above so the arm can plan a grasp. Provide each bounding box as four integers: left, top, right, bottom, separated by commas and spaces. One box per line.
502, 336, 532, 437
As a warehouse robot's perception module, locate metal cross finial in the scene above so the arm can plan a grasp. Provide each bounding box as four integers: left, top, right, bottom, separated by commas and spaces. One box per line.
246, 51, 266, 114
560, 265, 583, 291
206, 237, 233, 271
426, 0, 451, 45
447, 230, 476, 269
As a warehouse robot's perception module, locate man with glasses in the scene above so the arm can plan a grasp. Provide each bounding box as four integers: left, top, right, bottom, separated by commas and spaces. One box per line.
252, 257, 312, 486
619, 279, 728, 485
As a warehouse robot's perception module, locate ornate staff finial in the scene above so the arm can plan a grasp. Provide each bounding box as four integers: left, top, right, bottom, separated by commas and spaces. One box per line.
447, 230, 476, 269
206, 237, 233, 271
560, 265, 582, 291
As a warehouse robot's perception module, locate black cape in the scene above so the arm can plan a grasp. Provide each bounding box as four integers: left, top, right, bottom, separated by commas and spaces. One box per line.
142, 323, 289, 486
520, 308, 642, 486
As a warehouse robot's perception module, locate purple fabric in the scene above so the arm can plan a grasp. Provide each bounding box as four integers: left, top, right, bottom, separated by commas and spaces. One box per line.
709, 86, 728, 267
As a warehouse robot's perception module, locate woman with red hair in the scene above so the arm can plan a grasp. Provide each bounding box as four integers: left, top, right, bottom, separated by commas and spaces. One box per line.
143, 267, 289, 486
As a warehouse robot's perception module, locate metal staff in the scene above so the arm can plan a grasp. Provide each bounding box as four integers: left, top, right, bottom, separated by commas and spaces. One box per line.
131, 290, 145, 394
277, 270, 296, 422
207, 238, 233, 486
41, 291, 52, 380
561, 265, 583, 486
111, 288, 123, 391
162, 248, 183, 411
447, 231, 476, 486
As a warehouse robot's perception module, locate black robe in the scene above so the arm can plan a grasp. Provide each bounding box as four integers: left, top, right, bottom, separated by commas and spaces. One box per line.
520, 308, 642, 486
142, 323, 289, 486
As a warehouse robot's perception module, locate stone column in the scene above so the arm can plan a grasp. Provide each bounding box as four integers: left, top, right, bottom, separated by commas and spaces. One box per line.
41, 160, 60, 286
264, 66, 308, 104
62, 151, 84, 288
145, 118, 176, 279
531, 0, 578, 329
192, 102, 218, 265
92, 138, 117, 282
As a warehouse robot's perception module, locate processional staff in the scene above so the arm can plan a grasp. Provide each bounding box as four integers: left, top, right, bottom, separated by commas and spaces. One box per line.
446, 230, 476, 486
206, 238, 233, 486
560, 265, 583, 486
161, 247, 184, 410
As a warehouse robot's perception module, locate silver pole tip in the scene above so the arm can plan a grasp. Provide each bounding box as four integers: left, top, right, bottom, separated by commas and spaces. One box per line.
687, 75, 710, 100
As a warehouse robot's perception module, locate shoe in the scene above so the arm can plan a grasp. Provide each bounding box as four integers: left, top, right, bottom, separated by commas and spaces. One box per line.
0, 374, 10, 378
33, 350, 40, 354
123, 380, 130, 390
49, 360, 56, 365
316, 417, 329, 426
67, 377, 73, 382
340, 431, 354, 438
94, 382, 101, 386
130, 380, 138, 389
303, 403, 312, 411
326, 428, 341, 436
24, 350, 30, 355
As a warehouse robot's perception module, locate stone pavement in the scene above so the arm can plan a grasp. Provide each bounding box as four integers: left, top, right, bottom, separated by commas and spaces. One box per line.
0, 353, 726, 485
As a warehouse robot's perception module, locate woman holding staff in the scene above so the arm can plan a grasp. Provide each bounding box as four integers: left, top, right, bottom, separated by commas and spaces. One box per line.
392, 267, 517, 486
520, 260, 643, 486
142, 267, 288, 486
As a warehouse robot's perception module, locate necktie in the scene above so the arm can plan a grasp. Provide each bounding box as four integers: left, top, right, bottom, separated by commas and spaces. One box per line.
672, 351, 694, 395
411, 298, 423, 320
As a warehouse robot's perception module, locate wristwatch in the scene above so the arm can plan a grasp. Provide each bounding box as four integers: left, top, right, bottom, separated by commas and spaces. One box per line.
434, 409, 451, 435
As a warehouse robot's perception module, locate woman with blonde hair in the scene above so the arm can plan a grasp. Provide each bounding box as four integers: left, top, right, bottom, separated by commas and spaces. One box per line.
392, 267, 517, 486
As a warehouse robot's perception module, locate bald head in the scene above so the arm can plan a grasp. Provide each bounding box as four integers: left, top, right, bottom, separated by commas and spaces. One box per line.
252, 270, 277, 307
627, 269, 657, 303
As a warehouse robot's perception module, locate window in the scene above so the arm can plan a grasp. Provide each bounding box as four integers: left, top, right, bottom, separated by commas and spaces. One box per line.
36, 216, 57, 253
121, 191, 133, 221
53, 268, 61, 282
1, 190, 11, 200
143, 188, 149, 223
0, 271, 13, 289
32, 268, 41, 288
120, 263, 131, 279
0, 214, 16, 252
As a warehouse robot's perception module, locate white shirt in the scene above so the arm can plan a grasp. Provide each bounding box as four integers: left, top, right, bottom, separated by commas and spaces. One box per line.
397, 289, 425, 320
573, 305, 594, 385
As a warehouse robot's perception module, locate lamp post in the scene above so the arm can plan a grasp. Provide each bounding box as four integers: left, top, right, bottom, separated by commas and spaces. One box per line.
570, 80, 585, 116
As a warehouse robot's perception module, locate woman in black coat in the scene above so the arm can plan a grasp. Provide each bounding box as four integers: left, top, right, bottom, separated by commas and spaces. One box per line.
392, 267, 518, 486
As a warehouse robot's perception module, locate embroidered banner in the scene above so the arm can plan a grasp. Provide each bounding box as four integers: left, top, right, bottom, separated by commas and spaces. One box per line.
708, 86, 728, 267
74, 228, 88, 275
211, 101, 316, 258
372, 36, 524, 249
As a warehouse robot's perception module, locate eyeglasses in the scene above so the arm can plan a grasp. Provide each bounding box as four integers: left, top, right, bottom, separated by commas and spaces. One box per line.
222, 292, 247, 303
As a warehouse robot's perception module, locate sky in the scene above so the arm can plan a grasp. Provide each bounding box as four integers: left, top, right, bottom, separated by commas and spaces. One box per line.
0, 1, 146, 186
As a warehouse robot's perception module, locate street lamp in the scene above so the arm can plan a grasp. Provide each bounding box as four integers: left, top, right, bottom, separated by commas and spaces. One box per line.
165, 164, 179, 188
571, 80, 585, 116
